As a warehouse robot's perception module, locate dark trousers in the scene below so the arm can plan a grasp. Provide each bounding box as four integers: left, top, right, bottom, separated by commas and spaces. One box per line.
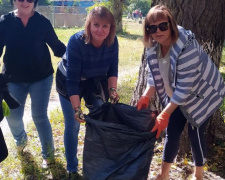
0, 128, 8, 162
163, 107, 209, 166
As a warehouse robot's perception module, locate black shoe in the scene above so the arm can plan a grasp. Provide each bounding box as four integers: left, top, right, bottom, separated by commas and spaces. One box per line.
68, 171, 83, 180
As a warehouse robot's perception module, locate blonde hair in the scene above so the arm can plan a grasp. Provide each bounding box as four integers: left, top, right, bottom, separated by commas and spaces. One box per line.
84, 6, 116, 47
143, 5, 179, 47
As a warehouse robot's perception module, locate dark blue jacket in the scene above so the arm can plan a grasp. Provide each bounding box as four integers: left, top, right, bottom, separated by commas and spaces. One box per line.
0, 11, 66, 82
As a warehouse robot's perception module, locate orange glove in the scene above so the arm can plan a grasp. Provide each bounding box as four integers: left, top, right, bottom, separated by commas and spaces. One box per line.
151, 111, 170, 138
136, 96, 150, 110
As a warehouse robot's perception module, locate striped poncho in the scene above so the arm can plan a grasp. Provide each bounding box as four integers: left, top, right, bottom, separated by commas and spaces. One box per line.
147, 26, 225, 127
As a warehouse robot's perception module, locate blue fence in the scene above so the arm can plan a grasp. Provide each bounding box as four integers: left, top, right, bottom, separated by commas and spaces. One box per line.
52, 1, 95, 7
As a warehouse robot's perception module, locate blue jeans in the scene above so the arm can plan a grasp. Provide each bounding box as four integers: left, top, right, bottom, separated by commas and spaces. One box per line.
59, 93, 104, 173
6, 75, 54, 159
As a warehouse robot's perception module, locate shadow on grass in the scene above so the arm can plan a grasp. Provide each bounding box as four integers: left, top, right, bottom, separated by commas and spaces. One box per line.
48, 160, 68, 180
19, 152, 68, 179
205, 141, 225, 179
19, 151, 46, 179
117, 31, 143, 40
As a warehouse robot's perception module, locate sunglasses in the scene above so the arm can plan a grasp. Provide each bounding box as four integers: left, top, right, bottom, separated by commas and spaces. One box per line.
146, 22, 169, 34
18, 0, 35, 3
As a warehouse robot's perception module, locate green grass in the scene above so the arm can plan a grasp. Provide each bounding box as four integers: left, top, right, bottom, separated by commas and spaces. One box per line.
0, 18, 144, 179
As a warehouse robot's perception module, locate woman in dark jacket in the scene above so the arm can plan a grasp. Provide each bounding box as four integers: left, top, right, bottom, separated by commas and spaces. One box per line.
0, 0, 66, 168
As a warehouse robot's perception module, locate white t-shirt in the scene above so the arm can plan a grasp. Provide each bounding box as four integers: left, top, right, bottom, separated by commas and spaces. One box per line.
157, 45, 173, 98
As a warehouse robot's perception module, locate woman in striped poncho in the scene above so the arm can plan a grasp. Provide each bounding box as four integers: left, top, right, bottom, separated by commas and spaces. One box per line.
137, 5, 225, 180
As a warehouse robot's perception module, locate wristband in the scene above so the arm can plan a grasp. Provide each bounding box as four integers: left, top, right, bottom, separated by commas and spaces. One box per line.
109, 87, 117, 91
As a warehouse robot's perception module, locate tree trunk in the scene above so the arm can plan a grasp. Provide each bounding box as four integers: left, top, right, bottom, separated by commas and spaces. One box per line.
131, 0, 225, 158
130, 49, 148, 105
112, 0, 123, 32
130, 49, 161, 112
151, 0, 225, 66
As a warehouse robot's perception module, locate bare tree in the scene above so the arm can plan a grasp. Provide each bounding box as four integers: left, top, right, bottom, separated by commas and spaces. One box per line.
131, 0, 225, 156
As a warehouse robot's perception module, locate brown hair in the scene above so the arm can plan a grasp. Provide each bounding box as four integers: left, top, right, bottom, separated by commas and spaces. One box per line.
84, 6, 116, 47
143, 5, 179, 47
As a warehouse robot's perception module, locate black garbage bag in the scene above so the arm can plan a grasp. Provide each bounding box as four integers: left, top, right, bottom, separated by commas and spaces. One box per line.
0, 74, 20, 121
83, 103, 158, 180
0, 128, 8, 162
0, 73, 20, 162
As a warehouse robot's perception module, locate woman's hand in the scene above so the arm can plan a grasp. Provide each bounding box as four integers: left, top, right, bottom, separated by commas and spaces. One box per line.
151, 102, 178, 138
69, 95, 84, 122
151, 111, 170, 138
109, 87, 120, 104
74, 107, 85, 123
137, 86, 155, 110
136, 96, 150, 110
